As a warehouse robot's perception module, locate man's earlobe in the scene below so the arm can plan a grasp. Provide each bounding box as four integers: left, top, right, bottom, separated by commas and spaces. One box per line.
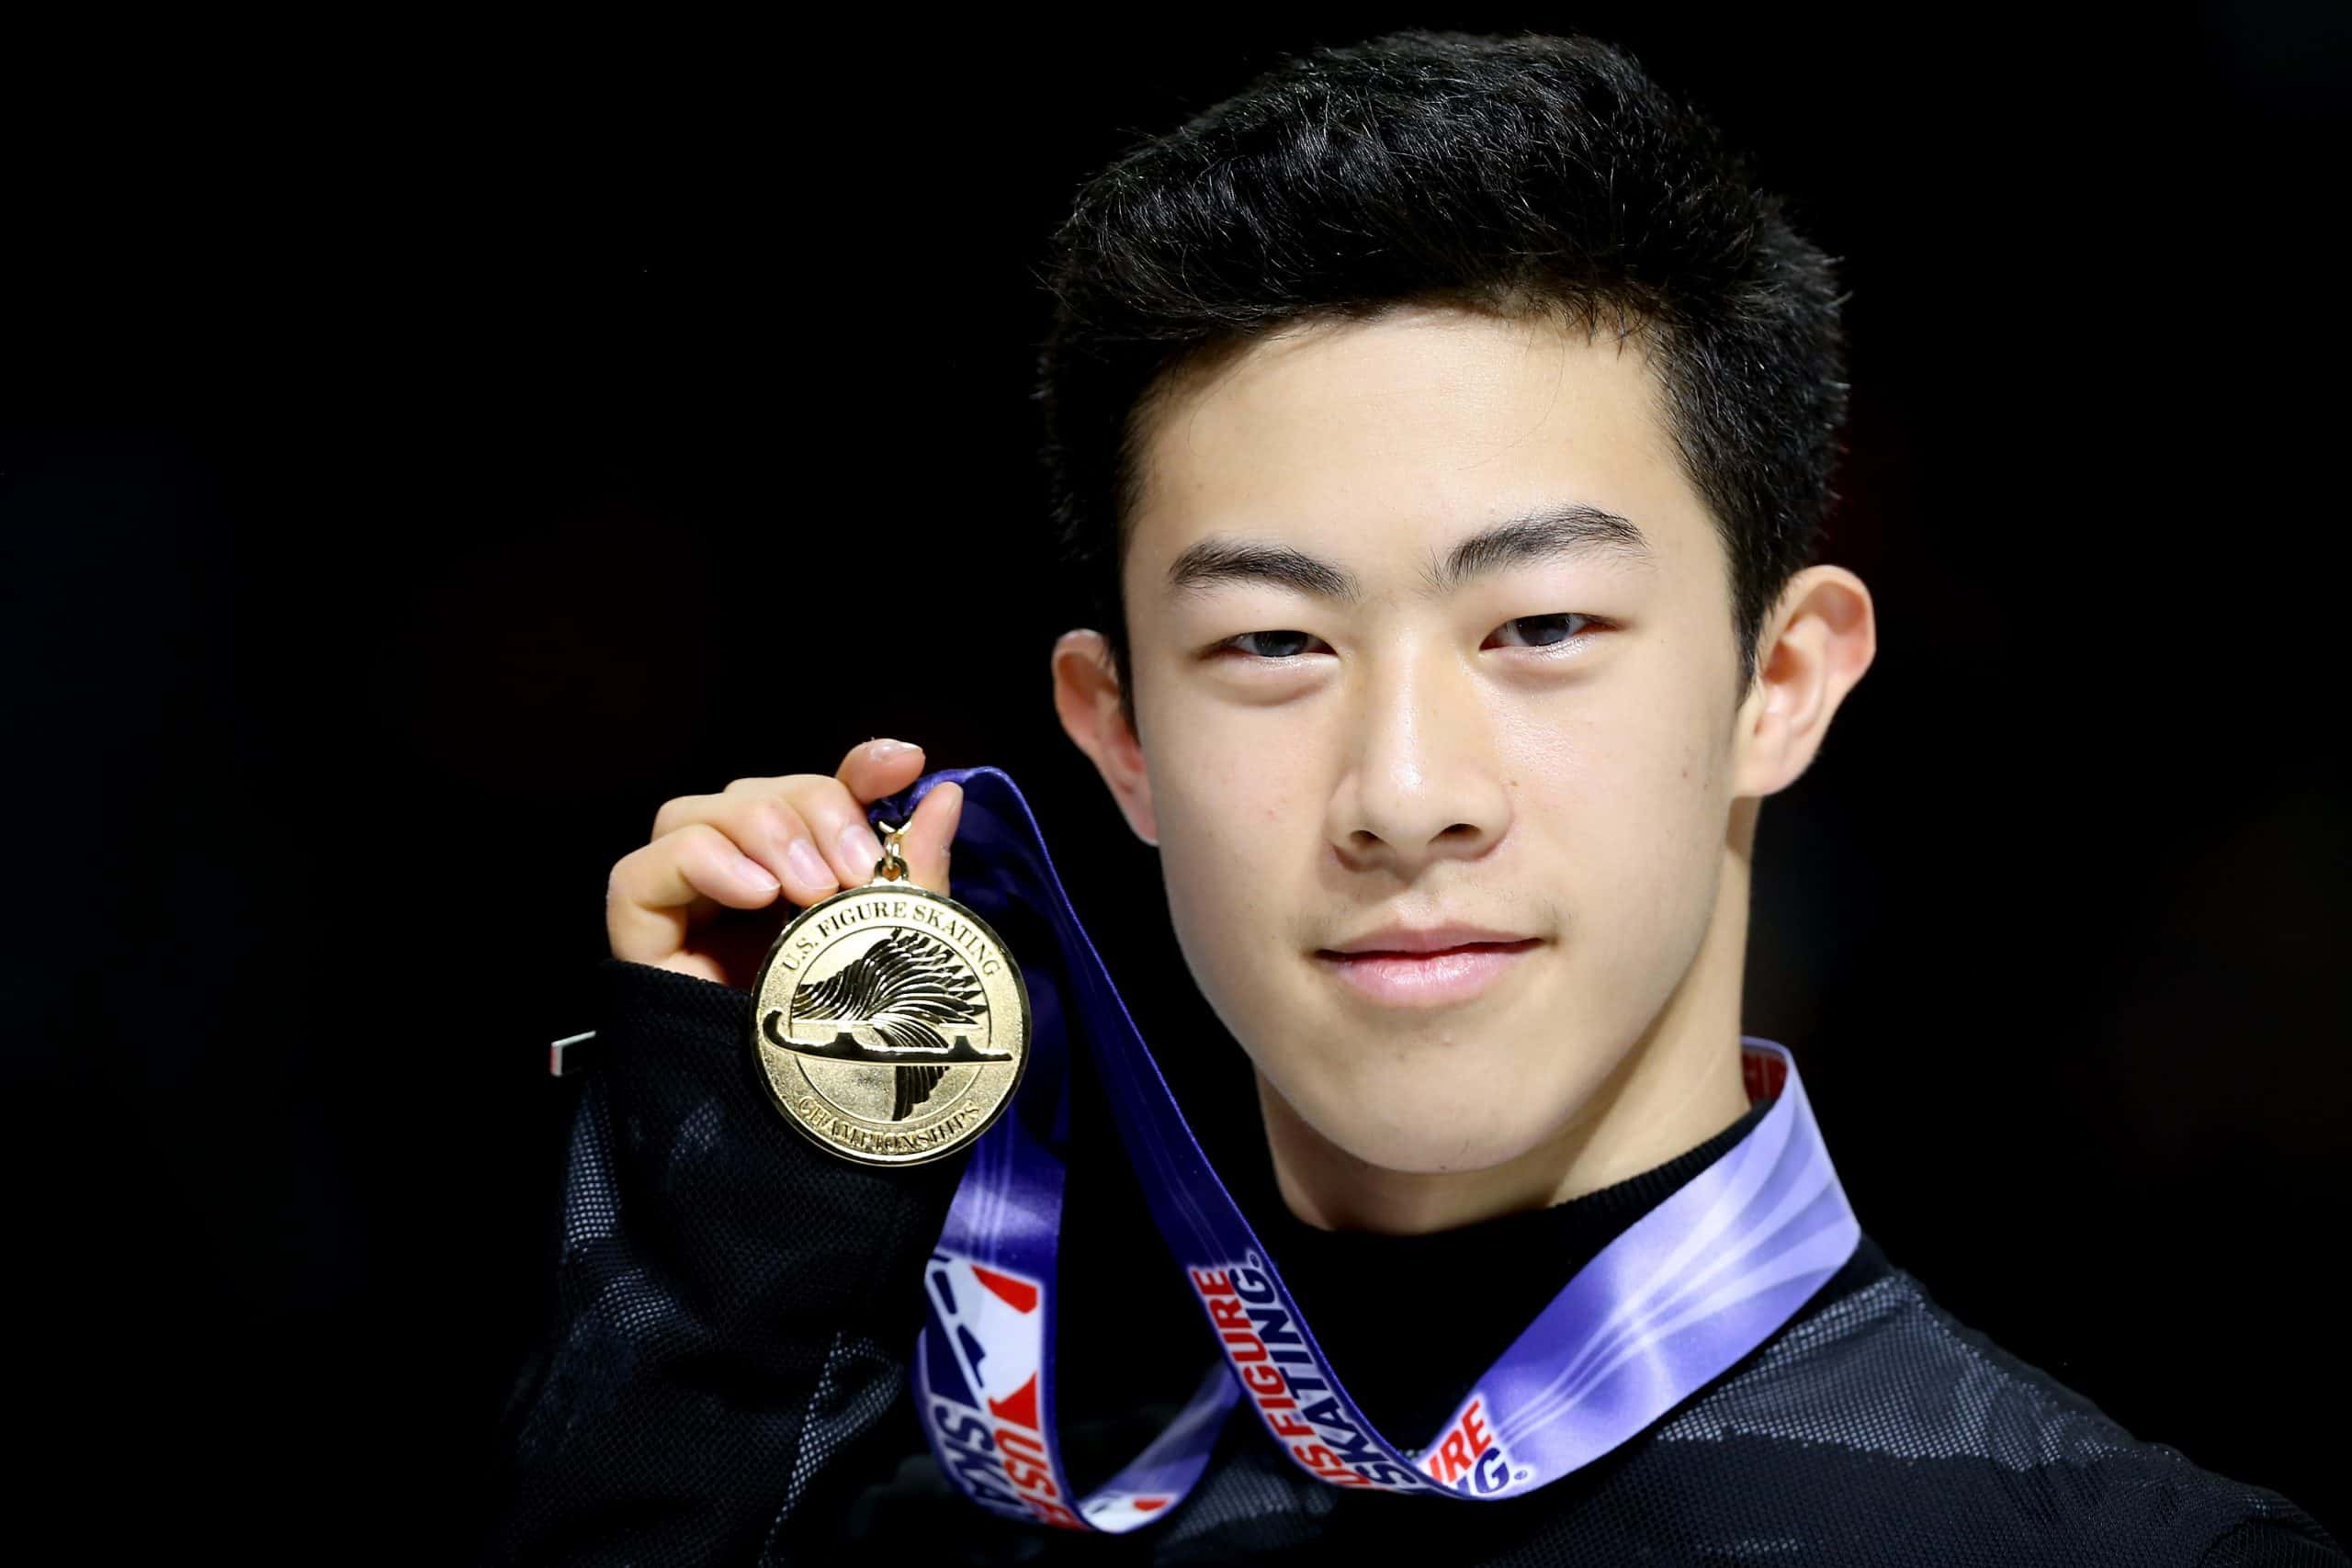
1733, 565, 1877, 798
1051, 629, 1160, 845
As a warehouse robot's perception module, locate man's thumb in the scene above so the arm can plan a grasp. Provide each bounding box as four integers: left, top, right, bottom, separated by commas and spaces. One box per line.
907, 779, 963, 896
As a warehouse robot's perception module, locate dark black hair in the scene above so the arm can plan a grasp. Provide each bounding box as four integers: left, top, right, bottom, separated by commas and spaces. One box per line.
1035, 28, 1848, 733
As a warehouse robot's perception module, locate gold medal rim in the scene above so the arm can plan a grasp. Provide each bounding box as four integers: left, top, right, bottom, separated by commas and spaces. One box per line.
747, 876, 1033, 1168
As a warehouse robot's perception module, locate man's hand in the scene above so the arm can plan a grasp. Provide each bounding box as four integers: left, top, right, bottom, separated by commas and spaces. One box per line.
606, 738, 964, 987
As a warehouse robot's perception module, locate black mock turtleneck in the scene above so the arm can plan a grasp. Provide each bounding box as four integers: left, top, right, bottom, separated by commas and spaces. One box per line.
1232, 1094, 1777, 1446
1041, 1042, 1884, 1493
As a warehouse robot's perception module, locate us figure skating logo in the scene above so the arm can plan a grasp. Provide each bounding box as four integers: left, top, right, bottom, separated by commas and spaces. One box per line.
1414, 1393, 1518, 1496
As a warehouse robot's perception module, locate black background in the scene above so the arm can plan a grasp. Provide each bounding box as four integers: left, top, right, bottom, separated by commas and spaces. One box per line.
4, 7, 2345, 1558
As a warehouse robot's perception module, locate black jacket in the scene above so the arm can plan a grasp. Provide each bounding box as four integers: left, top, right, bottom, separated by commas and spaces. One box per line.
481, 958, 2345, 1565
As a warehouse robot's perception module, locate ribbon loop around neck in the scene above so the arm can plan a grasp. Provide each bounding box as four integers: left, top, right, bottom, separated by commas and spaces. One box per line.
870, 765, 1859, 1532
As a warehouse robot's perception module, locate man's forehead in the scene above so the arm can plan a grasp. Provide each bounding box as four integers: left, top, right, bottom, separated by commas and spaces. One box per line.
1160, 503, 1657, 609
1125, 306, 1704, 583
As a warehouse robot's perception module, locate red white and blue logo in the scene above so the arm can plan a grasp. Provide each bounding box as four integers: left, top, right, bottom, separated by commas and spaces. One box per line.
917, 1250, 1090, 1530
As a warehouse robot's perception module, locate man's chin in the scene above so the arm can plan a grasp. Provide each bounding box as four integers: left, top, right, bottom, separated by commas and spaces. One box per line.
1252, 1034, 1610, 1179
1308, 1098, 1571, 1179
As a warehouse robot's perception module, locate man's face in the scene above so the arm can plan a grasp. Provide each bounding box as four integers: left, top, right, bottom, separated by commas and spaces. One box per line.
1117, 304, 1749, 1176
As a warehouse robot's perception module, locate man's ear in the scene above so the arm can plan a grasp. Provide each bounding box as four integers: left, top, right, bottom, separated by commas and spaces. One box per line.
1052, 629, 1160, 846
1732, 565, 1877, 797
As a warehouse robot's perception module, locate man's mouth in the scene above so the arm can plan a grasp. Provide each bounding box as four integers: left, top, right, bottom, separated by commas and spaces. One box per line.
1311, 938, 1543, 1008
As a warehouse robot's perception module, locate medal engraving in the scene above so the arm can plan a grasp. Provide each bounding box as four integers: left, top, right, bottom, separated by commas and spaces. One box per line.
750, 818, 1030, 1166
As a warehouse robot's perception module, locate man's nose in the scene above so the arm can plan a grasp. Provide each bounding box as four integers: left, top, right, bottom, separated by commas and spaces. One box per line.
1325, 640, 1511, 876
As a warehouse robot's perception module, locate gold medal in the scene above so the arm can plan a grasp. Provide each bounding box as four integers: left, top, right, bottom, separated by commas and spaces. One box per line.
750, 817, 1031, 1166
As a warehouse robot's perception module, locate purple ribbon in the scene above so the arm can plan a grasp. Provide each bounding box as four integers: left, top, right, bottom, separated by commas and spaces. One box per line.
871, 764, 1859, 1533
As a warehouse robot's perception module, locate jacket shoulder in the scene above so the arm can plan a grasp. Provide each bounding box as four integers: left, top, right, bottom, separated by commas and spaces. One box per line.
1646, 1261, 2345, 1565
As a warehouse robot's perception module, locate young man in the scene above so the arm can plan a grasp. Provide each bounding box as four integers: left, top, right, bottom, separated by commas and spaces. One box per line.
485, 30, 2343, 1565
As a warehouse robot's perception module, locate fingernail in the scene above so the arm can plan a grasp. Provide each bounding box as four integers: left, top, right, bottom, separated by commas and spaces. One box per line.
737, 854, 780, 893
786, 838, 829, 888
870, 738, 919, 760
838, 821, 884, 874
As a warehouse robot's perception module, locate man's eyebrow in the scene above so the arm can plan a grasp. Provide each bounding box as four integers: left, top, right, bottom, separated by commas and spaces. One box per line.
1161, 503, 1654, 604
1424, 504, 1655, 595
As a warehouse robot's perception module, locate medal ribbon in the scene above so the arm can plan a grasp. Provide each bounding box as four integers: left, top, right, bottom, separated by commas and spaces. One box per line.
874, 765, 1859, 1532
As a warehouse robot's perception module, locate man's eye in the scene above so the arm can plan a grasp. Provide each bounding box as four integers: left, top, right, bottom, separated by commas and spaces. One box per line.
1222, 629, 1330, 660
1487, 612, 1593, 649
1219, 615, 1599, 660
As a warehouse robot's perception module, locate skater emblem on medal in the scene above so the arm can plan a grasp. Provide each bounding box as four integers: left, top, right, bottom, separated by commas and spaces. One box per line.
750, 817, 1030, 1166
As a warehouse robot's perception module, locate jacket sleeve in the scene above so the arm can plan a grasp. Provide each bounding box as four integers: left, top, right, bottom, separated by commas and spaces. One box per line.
481, 957, 969, 1566
2194, 1511, 2351, 1567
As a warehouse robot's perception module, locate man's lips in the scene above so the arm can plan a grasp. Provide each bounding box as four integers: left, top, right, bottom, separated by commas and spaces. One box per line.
1311, 938, 1543, 1008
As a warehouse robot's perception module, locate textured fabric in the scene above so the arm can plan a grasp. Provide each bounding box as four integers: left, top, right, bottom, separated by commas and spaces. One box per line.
481, 958, 2346, 1566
